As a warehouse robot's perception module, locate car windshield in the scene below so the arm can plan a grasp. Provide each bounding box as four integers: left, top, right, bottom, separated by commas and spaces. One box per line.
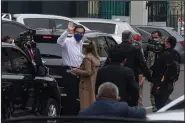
24, 18, 50, 29
79, 22, 116, 34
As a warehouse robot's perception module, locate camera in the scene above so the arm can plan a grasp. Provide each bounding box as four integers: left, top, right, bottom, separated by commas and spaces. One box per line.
14, 29, 36, 50
147, 38, 165, 53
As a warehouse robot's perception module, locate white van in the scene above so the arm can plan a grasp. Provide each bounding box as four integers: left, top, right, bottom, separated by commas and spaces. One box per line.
3, 13, 90, 31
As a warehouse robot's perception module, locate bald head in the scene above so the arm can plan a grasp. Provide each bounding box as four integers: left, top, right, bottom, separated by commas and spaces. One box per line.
122, 30, 133, 42
97, 82, 119, 100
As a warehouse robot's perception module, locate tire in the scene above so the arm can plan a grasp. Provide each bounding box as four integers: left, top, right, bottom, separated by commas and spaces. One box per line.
41, 98, 60, 116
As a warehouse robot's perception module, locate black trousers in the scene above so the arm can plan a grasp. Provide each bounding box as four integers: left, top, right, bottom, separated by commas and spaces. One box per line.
154, 83, 174, 110
61, 66, 80, 115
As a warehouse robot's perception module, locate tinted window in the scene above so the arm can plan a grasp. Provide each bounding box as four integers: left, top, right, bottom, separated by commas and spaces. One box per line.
135, 28, 151, 42
88, 37, 108, 57
96, 37, 108, 57
2, 47, 33, 74
2, 22, 28, 39
105, 36, 117, 48
33, 35, 63, 58
24, 18, 50, 29
138, 27, 156, 34
53, 19, 77, 29
80, 22, 116, 34
158, 29, 171, 37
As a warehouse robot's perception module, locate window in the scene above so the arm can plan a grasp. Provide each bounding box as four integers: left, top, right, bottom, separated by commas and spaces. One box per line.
168, 100, 184, 111
105, 36, 117, 48
53, 19, 77, 29
138, 27, 156, 34
87, 37, 108, 57
96, 37, 108, 57
158, 29, 171, 37
80, 22, 116, 34
148, 1, 167, 22
24, 18, 50, 29
2, 22, 28, 39
2, 47, 33, 74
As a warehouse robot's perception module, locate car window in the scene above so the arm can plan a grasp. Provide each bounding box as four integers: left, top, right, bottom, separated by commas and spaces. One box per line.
3, 47, 33, 74
105, 36, 117, 48
168, 100, 184, 110
87, 37, 108, 57
96, 37, 108, 57
138, 27, 156, 34
53, 19, 77, 29
24, 18, 50, 29
2, 22, 28, 39
158, 29, 171, 37
80, 22, 116, 34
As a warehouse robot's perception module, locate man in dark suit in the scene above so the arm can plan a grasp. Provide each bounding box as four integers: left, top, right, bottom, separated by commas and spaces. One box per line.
105, 31, 152, 85
96, 50, 139, 106
79, 82, 146, 118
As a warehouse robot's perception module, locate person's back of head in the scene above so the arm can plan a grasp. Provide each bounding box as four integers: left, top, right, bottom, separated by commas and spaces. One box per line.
2, 36, 12, 44
122, 30, 133, 42
165, 36, 177, 49
97, 82, 120, 101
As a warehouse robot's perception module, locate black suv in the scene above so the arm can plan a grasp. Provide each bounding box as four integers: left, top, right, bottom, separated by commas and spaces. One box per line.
2, 43, 61, 119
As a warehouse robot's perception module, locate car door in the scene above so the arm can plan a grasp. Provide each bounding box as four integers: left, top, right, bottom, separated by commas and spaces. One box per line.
2, 46, 35, 106
104, 36, 117, 48
2, 21, 28, 39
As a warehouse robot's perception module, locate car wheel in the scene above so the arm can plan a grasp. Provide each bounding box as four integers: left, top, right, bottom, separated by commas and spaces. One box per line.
41, 98, 60, 117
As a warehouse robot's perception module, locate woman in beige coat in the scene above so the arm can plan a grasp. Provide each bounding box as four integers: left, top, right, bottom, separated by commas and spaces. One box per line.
72, 40, 100, 109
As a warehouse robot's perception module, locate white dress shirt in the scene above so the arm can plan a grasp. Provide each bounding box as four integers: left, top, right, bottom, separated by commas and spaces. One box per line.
57, 30, 84, 68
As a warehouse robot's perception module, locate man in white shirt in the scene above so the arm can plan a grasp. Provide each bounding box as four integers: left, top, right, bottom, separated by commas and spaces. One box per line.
57, 22, 85, 115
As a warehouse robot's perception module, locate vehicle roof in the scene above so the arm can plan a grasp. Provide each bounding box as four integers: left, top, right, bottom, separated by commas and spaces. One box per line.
147, 109, 184, 121
2, 19, 30, 28
13, 14, 90, 31
157, 95, 184, 112
136, 25, 184, 41
136, 25, 175, 30
73, 18, 129, 25
13, 14, 74, 20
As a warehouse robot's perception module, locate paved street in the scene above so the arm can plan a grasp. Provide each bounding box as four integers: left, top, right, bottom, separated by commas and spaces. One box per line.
143, 64, 184, 113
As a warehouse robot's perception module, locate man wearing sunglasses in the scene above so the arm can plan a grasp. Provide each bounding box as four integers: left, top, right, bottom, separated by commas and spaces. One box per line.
57, 22, 85, 115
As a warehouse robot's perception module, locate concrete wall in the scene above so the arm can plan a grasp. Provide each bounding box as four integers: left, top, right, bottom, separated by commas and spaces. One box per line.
130, 1, 148, 25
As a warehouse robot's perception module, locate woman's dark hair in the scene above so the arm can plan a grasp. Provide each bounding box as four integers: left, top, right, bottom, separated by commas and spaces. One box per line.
151, 30, 162, 37
167, 36, 177, 48
2, 36, 11, 42
84, 40, 99, 59
73, 25, 85, 33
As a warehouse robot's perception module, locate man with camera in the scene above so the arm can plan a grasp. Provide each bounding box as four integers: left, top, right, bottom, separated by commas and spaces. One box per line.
150, 36, 180, 110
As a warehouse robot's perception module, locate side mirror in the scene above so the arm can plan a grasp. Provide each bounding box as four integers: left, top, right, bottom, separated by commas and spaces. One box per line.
38, 66, 47, 77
